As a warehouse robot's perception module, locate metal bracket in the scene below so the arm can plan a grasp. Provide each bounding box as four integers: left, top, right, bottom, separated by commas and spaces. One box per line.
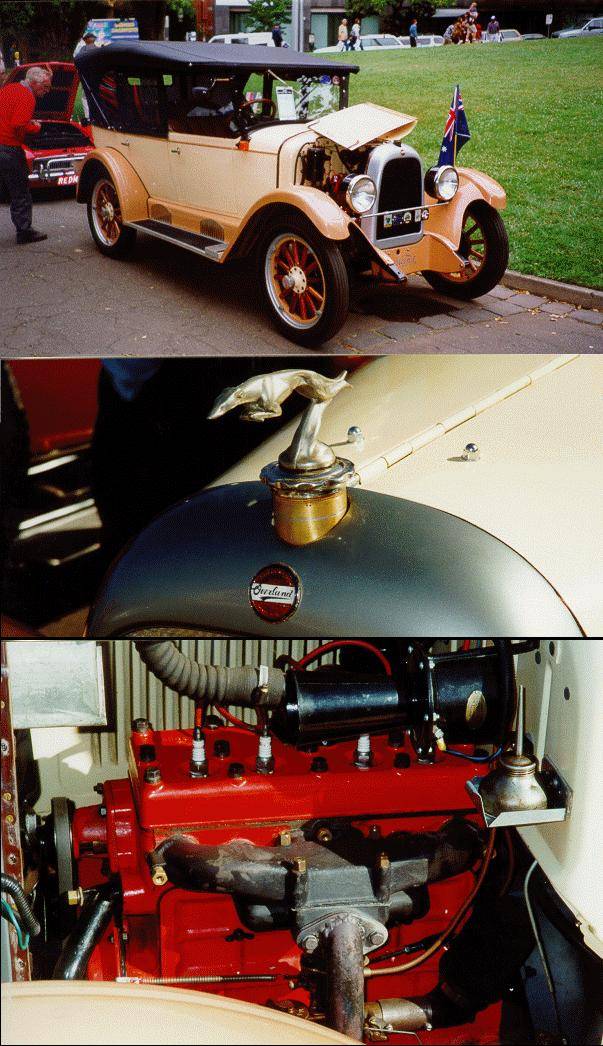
466, 757, 571, 829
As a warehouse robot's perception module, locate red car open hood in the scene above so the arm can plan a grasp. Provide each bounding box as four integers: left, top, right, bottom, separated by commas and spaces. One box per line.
5, 61, 80, 121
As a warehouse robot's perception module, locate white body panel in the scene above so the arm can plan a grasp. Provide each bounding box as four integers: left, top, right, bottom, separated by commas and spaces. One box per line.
517, 640, 603, 957
215, 354, 603, 634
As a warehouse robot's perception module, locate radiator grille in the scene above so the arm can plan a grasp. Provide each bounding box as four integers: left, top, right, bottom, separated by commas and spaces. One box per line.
377, 156, 423, 240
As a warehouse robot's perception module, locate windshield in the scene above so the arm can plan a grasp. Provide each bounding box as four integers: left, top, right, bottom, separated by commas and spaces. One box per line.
245, 71, 343, 123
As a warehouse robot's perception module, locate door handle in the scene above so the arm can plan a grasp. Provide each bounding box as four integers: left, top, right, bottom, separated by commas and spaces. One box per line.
170, 146, 181, 155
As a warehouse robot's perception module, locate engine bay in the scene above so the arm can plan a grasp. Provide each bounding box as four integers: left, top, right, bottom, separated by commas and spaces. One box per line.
2, 639, 600, 1045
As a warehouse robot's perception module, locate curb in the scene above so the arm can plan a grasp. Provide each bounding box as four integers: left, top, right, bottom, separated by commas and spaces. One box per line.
502, 270, 603, 310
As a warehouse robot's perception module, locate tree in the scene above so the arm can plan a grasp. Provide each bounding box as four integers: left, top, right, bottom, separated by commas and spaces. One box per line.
245, 0, 292, 33
383, 0, 435, 35
345, 0, 389, 22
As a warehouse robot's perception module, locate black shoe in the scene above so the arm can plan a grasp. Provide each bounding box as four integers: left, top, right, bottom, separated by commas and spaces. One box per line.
16, 229, 47, 244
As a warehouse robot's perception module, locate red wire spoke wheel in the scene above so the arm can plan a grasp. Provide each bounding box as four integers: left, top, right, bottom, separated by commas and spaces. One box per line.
88, 173, 136, 257
259, 214, 349, 347
266, 233, 327, 329
422, 203, 508, 300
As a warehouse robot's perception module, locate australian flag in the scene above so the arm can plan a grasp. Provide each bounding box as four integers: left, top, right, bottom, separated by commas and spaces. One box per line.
438, 85, 471, 166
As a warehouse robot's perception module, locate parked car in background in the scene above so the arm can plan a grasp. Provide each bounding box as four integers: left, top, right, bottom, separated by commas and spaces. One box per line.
398, 34, 444, 47
208, 32, 275, 46
552, 17, 603, 37
315, 34, 405, 52
497, 29, 523, 42
2, 62, 93, 188
521, 33, 546, 41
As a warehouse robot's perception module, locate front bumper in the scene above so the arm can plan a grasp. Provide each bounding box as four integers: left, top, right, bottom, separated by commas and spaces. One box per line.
28, 153, 87, 187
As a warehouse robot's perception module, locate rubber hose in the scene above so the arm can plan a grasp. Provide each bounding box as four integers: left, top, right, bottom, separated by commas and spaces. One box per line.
135, 640, 285, 707
0, 872, 40, 938
53, 883, 115, 979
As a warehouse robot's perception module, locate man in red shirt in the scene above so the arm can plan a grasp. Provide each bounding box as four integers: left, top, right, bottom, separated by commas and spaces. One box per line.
0, 66, 52, 244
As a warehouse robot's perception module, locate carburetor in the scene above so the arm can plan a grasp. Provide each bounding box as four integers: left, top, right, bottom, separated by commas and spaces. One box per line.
50, 640, 544, 1043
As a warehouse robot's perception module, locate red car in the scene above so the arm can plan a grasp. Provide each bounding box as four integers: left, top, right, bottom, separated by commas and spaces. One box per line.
3, 61, 93, 187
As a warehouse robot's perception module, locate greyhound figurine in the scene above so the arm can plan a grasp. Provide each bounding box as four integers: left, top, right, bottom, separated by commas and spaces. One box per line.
208, 368, 351, 471
208, 369, 349, 422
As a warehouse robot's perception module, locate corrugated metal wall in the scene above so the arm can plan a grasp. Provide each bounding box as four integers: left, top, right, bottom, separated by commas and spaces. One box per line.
34, 640, 333, 811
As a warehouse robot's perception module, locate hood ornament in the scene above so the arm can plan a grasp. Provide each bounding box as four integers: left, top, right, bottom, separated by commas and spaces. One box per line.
209, 368, 357, 545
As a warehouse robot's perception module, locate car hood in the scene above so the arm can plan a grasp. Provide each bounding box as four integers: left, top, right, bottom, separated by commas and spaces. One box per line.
211, 354, 602, 634
4, 62, 80, 121
248, 103, 417, 155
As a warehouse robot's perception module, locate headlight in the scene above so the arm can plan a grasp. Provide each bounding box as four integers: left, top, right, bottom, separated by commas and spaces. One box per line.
344, 174, 377, 215
425, 165, 459, 202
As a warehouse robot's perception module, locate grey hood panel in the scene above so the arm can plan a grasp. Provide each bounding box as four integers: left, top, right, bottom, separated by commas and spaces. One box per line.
87, 482, 581, 637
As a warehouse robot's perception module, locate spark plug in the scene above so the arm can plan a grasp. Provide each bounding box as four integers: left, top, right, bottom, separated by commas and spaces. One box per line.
256, 728, 275, 775
189, 726, 208, 778
354, 733, 372, 769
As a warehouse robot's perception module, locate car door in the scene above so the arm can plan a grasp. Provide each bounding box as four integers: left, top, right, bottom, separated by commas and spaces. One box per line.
115, 70, 173, 201
165, 72, 240, 221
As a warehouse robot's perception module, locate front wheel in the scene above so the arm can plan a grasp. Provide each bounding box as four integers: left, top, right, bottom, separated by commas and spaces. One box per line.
422, 204, 509, 299
87, 174, 136, 258
259, 216, 349, 347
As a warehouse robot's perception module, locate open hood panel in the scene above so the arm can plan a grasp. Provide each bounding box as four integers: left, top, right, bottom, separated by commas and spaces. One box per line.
309, 102, 417, 150
5, 62, 80, 122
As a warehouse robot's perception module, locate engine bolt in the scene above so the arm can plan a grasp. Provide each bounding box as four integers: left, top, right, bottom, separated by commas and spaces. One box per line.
292, 857, 307, 875
66, 887, 85, 907
228, 762, 245, 779
144, 766, 161, 784
316, 827, 332, 844
213, 739, 230, 758
278, 830, 292, 847
394, 752, 411, 770
302, 934, 319, 953
369, 930, 386, 947
310, 756, 328, 773
132, 718, 151, 735
151, 866, 168, 887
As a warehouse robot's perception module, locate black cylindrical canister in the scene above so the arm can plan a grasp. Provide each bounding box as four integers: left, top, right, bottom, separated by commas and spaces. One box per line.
272, 670, 407, 746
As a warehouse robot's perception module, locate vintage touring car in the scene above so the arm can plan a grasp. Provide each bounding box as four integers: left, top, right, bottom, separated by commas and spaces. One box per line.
3, 62, 93, 189
74, 41, 509, 346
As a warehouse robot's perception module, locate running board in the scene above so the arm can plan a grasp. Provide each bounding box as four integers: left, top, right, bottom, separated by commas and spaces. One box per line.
128, 219, 226, 261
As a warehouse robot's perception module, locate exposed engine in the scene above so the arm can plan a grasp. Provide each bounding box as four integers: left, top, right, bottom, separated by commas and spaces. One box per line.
298, 138, 426, 248
25, 640, 558, 1043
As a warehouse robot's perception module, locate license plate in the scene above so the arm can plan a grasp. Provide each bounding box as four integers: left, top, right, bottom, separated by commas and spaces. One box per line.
57, 174, 78, 186
384, 208, 422, 229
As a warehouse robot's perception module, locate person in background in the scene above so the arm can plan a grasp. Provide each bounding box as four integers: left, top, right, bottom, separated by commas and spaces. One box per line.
409, 18, 418, 46
486, 15, 500, 41
73, 30, 97, 123
0, 65, 52, 244
271, 23, 283, 47
73, 28, 97, 57
443, 23, 455, 43
338, 19, 349, 51
350, 18, 363, 50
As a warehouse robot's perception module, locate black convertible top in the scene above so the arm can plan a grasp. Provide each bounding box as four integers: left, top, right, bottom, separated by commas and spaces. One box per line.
75, 40, 359, 78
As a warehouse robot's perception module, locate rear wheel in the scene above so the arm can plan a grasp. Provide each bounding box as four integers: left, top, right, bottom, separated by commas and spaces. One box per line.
259, 216, 349, 347
422, 204, 509, 299
87, 175, 136, 258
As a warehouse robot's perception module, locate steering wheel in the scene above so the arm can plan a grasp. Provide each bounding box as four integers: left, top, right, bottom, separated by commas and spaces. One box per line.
238, 97, 277, 119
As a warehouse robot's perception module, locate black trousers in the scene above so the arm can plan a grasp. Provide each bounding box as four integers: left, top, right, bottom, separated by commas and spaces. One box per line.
0, 145, 32, 234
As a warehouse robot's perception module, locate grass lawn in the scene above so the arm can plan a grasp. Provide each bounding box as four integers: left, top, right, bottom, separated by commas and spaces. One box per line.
341, 39, 603, 288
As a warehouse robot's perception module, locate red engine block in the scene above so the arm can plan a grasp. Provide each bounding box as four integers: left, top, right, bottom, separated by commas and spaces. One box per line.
72, 725, 503, 1044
